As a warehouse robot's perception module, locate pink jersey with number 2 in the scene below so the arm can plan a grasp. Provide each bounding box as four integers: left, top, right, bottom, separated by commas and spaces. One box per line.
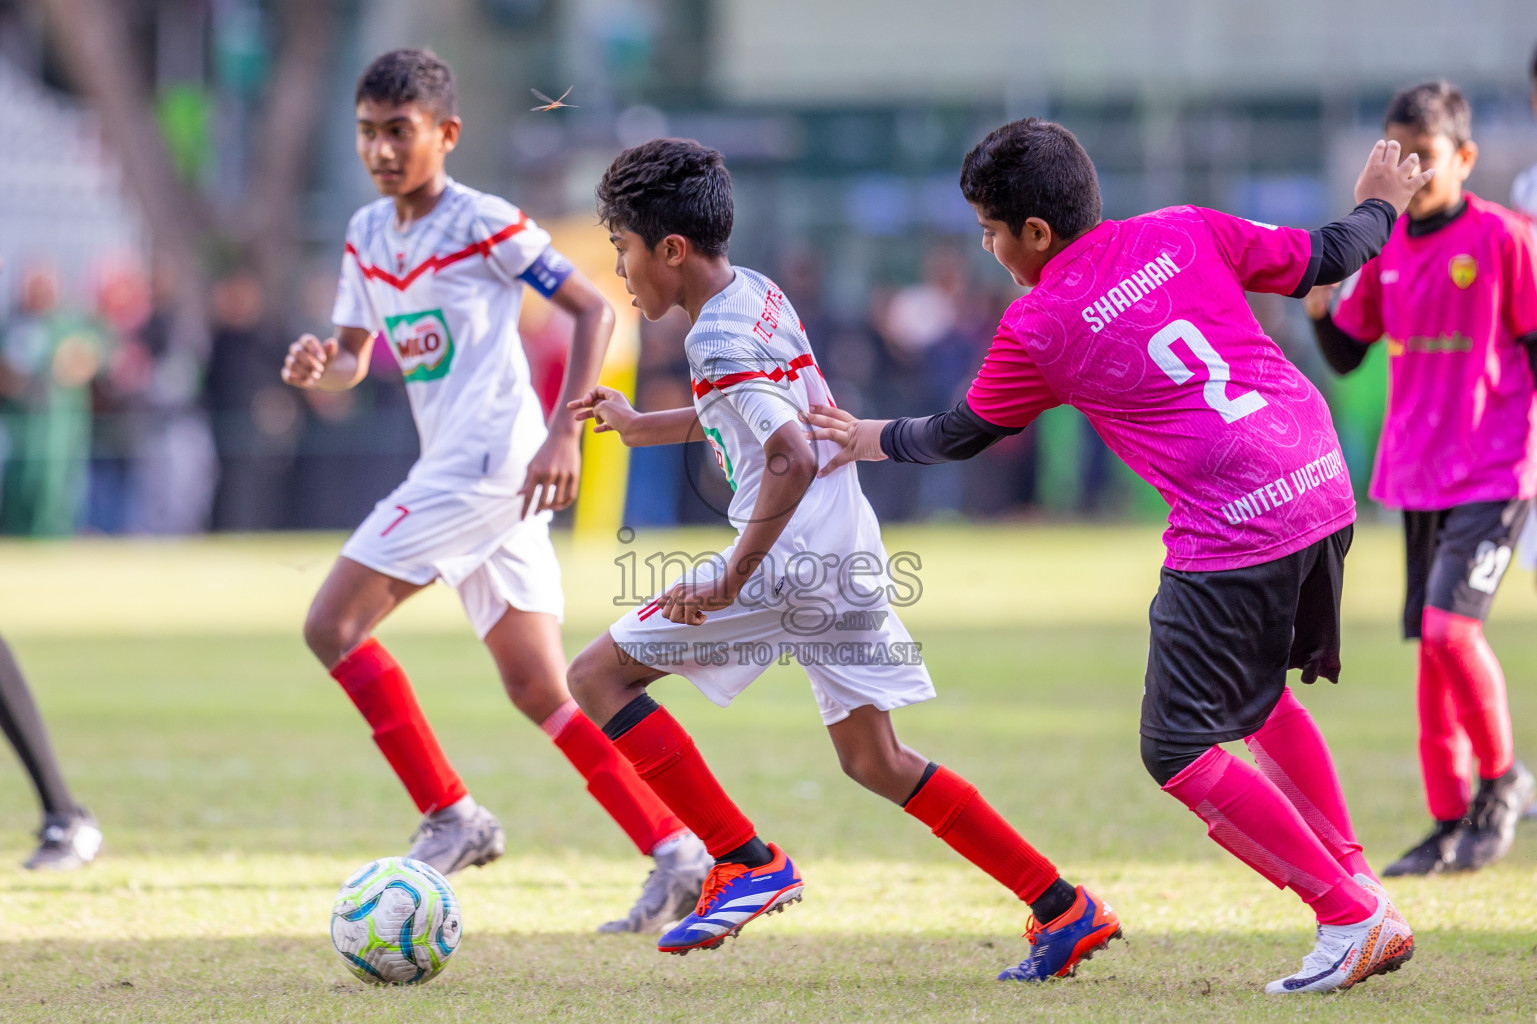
966, 206, 1355, 571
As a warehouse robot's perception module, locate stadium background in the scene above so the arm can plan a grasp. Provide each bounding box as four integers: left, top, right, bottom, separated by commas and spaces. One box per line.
3, 0, 1536, 536
1, 4, 1537, 1021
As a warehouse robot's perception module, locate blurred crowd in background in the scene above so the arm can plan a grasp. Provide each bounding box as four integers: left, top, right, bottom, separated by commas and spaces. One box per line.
1, 0, 1533, 536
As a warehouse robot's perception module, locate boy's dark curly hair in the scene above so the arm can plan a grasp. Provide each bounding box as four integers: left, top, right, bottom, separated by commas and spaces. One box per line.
596, 138, 732, 256
1384, 81, 1471, 148
355, 49, 457, 121
959, 118, 1101, 241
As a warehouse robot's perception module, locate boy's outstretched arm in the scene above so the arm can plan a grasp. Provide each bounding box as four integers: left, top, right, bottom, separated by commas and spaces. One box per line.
1296, 139, 1436, 375
568, 386, 700, 446
655, 420, 817, 624
281, 326, 375, 391
521, 269, 617, 517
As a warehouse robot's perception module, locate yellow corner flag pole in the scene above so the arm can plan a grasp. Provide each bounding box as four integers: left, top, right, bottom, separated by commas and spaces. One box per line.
527, 216, 638, 541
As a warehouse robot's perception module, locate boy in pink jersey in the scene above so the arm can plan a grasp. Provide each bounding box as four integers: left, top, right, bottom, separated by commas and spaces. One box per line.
809, 117, 1431, 994
1307, 82, 1537, 874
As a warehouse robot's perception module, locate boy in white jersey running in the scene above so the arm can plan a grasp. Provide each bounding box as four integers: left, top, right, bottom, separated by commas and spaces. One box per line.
565, 138, 1120, 982
280, 50, 710, 933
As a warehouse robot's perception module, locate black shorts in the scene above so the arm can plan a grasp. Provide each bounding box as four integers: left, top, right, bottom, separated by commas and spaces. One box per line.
1140, 526, 1352, 746
1402, 499, 1531, 639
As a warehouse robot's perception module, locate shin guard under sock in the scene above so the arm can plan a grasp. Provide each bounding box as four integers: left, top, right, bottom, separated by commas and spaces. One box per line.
904, 764, 1062, 906
1163, 746, 1374, 925
331, 638, 467, 814
606, 701, 758, 858
1244, 687, 1374, 879
541, 699, 687, 855
1422, 607, 1514, 782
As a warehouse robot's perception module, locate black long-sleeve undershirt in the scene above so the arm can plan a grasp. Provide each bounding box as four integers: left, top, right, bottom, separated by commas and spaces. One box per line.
880, 398, 1020, 464
1311, 310, 1374, 374
1291, 198, 1398, 297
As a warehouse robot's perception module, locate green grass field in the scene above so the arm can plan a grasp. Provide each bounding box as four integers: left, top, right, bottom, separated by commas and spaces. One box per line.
0, 524, 1534, 1022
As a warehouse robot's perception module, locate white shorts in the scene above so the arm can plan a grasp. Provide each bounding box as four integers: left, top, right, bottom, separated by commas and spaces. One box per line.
607, 550, 935, 726
340, 480, 563, 638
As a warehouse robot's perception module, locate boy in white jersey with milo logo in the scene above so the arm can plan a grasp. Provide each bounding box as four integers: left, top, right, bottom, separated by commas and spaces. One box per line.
280, 49, 712, 933
807, 118, 1432, 994
565, 138, 1119, 982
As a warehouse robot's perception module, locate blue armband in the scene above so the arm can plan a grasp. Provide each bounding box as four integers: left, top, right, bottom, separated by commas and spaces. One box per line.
519, 247, 575, 298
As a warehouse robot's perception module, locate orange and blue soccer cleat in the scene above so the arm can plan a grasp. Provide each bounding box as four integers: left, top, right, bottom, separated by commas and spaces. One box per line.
657, 843, 803, 954
997, 886, 1121, 981
1264, 887, 1414, 994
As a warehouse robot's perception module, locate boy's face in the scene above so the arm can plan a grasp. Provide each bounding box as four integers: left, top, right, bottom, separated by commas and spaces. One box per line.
355, 99, 459, 197
610, 228, 685, 321
1384, 123, 1476, 218
973, 207, 1054, 288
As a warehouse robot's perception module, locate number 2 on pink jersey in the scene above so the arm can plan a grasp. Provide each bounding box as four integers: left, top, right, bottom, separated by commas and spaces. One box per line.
1147, 318, 1268, 424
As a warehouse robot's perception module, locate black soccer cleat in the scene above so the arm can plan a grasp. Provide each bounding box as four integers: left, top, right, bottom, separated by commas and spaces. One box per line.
1382, 818, 1465, 877
1453, 760, 1535, 871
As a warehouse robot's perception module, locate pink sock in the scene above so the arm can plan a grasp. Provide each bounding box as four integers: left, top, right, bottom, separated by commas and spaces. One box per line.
1163, 746, 1375, 926
1417, 637, 1474, 820
1423, 608, 1514, 781
1244, 687, 1374, 880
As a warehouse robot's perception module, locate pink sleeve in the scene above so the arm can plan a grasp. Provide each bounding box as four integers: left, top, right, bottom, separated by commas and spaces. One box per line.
963, 314, 1061, 429
1331, 257, 1384, 342
1196, 207, 1314, 295
1501, 218, 1537, 339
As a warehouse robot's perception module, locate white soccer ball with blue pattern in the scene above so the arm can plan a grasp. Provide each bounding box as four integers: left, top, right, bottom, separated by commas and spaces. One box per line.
331, 856, 462, 984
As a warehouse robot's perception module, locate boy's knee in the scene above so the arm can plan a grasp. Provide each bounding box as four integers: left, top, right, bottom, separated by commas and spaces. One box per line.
303, 607, 365, 668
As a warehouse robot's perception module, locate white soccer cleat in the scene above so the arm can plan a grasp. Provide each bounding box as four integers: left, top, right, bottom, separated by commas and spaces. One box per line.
22, 809, 102, 871
405, 802, 505, 877
598, 833, 713, 934
1265, 890, 1414, 994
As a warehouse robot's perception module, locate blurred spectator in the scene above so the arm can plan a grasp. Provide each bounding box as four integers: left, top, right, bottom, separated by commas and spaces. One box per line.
85, 257, 153, 533
0, 264, 109, 536
205, 269, 296, 530
121, 261, 217, 534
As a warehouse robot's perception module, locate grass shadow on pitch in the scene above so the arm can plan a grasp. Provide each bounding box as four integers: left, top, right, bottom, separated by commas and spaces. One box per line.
1, 929, 1533, 1024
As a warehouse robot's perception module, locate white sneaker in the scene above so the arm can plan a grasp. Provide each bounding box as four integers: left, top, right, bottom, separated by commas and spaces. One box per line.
405, 802, 505, 876
1265, 890, 1414, 994
598, 833, 712, 934
22, 809, 102, 870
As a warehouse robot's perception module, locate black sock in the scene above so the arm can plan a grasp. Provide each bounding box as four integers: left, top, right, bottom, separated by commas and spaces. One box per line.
1028, 877, 1078, 925
0, 637, 77, 816
715, 836, 773, 868
600, 693, 660, 742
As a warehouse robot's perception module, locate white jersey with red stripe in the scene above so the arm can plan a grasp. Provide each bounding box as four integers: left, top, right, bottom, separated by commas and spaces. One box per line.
688, 266, 871, 543
332, 178, 573, 496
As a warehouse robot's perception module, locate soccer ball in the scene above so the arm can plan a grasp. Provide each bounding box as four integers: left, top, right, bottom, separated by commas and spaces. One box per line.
331, 856, 462, 985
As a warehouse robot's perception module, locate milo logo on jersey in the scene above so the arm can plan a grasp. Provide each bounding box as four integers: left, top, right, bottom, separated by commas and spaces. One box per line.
702, 425, 737, 491
384, 309, 455, 383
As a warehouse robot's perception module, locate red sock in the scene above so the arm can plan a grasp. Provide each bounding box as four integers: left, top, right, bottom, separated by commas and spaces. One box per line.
609, 705, 756, 858
1163, 746, 1374, 926
1243, 687, 1374, 879
541, 700, 687, 855
331, 638, 467, 814
904, 765, 1060, 903
1423, 608, 1514, 781
1416, 636, 1473, 820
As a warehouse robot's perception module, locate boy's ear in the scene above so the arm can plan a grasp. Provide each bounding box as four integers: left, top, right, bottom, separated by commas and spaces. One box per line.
661, 234, 689, 267
1023, 216, 1054, 252
1455, 139, 1478, 178
439, 116, 462, 152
